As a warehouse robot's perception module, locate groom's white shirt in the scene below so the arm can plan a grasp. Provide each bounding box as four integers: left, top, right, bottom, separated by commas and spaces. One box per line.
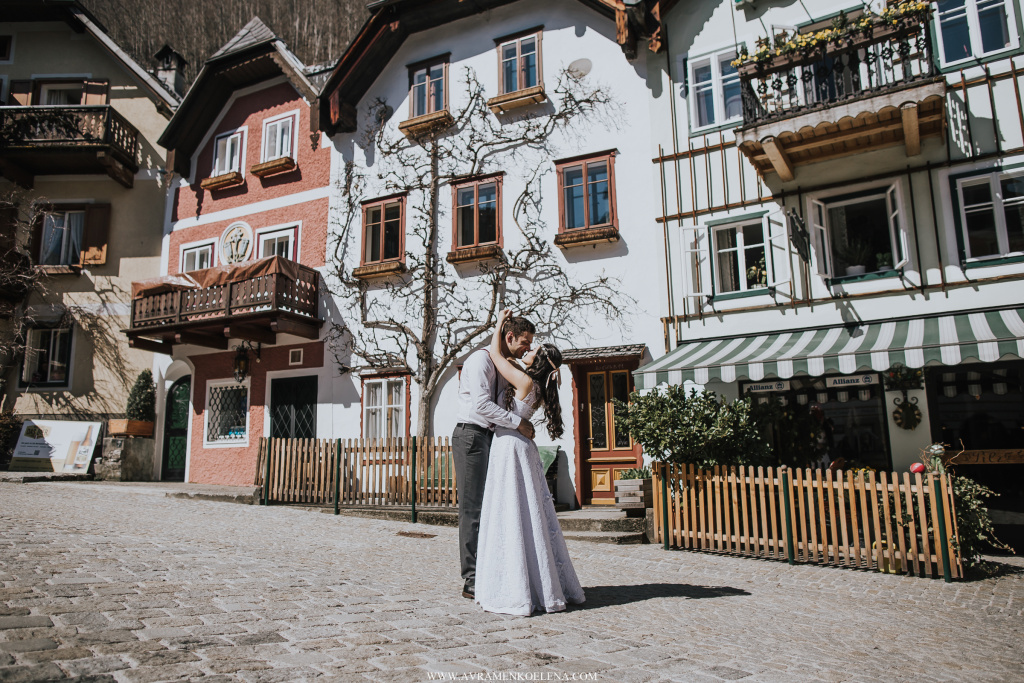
456, 349, 522, 430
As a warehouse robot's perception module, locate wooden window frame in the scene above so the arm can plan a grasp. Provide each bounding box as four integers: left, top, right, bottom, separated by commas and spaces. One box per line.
451, 173, 503, 250
360, 194, 406, 266
360, 374, 411, 442
585, 368, 634, 452
555, 151, 618, 233
495, 27, 544, 96
407, 54, 450, 119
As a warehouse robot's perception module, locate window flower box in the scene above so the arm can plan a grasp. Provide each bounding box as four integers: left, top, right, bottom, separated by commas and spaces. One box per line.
398, 110, 454, 139
108, 419, 154, 438
251, 156, 296, 178
199, 171, 243, 191
446, 244, 505, 265
486, 85, 547, 114
352, 261, 407, 280
553, 225, 620, 249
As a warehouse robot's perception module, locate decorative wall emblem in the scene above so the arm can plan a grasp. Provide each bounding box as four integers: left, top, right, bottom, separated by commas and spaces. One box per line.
220, 223, 252, 264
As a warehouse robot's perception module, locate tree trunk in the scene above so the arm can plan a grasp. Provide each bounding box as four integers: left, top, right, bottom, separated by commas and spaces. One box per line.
416, 142, 442, 440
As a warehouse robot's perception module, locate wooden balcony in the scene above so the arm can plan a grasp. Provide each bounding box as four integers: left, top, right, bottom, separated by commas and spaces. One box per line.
126, 258, 321, 354
735, 13, 945, 181
0, 105, 140, 189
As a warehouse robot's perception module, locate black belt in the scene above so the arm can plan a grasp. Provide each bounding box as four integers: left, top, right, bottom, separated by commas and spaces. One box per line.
455, 422, 493, 433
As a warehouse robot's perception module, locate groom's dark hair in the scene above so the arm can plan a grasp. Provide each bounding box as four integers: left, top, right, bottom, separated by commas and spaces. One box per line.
501, 315, 535, 338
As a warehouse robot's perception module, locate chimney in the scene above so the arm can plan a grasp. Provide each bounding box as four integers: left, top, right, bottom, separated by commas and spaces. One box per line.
153, 44, 187, 97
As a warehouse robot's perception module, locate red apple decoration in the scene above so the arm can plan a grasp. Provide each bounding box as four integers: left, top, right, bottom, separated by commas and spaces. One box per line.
910, 463, 926, 474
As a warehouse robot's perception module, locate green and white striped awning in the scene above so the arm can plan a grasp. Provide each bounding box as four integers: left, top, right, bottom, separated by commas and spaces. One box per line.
635, 307, 1024, 390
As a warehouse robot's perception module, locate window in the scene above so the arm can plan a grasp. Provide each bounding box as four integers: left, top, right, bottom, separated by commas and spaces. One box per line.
714, 222, 768, 294
181, 243, 213, 272
453, 177, 500, 248
586, 369, 633, 451
409, 57, 448, 118
936, 0, 1018, 65
21, 327, 72, 387
362, 197, 404, 264
39, 83, 82, 106
810, 185, 909, 279
39, 209, 84, 266
0, 36, 12, 63
498, 31, 541, 94
690, 51, 741, 129
257, 225, 298, 260
363, 377, 406, 440
262, 115, 294, 162
206, 381, 249, 445
213, 131, 243, 176
957, 172, 1024, 260
556, 152, 616, 232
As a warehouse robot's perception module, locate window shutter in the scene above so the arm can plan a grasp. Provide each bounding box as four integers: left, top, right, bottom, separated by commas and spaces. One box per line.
29, 212, 45, 264
0, 204, 16, 254
9, 80, 32, 105
680, 223, 711, 298
80, 204, 110, 266
810, 199, 832, 277
83, 79, 109, 105
21, 330, 38, 383
765, 209, 792, 293
887, 186, 910, 270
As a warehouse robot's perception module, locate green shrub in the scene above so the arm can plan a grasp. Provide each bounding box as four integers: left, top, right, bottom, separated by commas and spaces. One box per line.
126, 370, 156, 422
748, 398, 822, 469
0, 411, 23, 468
616, 386, 770, 468
618, 467, 651, 480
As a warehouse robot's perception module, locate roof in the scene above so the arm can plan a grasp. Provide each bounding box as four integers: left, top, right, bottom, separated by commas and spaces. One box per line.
634, 307, 1024, 389
1, 1, 179, 113
562, 344, 648, 362
316, 0, 624, 135
159, 17, 319, 176
210, 17, 277, 60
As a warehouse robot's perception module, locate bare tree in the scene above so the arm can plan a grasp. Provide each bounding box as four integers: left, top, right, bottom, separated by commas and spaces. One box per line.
328, 68, 632, 438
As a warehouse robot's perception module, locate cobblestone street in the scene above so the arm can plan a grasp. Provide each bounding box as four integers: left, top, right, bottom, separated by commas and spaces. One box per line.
1, 482, 1021, 683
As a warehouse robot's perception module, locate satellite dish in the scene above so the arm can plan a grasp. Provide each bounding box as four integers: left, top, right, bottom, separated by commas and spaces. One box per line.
567, 58, 592, 78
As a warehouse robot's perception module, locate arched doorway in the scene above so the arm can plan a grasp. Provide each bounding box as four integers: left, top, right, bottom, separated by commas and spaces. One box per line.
161, 377, 191, 481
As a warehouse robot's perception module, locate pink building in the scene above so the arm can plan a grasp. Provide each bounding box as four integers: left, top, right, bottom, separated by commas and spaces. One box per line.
127, 18, 333, 484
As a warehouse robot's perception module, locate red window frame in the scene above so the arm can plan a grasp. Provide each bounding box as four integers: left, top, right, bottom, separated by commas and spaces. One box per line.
408, 54, 450, 119
360, 194, 406, 266
495, 27, 544, 95
451, 174, 503, 250
554, 150, 618, 233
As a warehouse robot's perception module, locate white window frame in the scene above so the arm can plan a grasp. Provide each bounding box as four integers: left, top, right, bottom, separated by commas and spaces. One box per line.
255, 223, 300, 261
934, 0, 1019, 67
711, 220, 770, 294
362, 377, 407, 441
21, 326, 73, 389
689, 48, 741, 132
808, 182, 910, 280
260, 111, 297, 163
179, 239, 216, 273
203, 378, 250, 448
39, 208, 85, 266
957, 170, 1024, 261
289, 348, 303, 366
38, 82, 84, 106
212, 128, 245, 177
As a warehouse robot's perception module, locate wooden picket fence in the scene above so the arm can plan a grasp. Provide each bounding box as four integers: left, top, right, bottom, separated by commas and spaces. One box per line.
254, 437, 458, 508
651, 463, 963, 580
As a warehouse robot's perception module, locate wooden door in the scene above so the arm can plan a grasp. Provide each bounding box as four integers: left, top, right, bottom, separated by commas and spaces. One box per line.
579, 366, 640, 505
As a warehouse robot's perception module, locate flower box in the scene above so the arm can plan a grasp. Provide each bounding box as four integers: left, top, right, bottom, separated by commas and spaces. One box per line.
199, 171, 243, 191
351, 261, 407, 280
251, 156, 296, 178
398, 110, 455, 139
614, 477, 653, 509
108, 419, 154, 438
446, 244, 505, 265
486, 85, 547, 114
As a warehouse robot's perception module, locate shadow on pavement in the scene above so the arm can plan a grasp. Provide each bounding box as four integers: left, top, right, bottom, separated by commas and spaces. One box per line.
579, 583, 750, 608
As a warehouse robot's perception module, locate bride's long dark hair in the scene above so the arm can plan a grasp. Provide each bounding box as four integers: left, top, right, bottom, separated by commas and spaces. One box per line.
524, 343, 564, 440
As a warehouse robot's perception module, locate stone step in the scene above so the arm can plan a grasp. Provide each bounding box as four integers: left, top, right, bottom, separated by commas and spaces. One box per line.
561, 530, 646, 545
556, 509, 647, 533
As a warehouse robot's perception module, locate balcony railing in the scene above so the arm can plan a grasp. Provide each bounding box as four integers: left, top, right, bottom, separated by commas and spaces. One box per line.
738, 17, 937, 129
129, 261, 319, 334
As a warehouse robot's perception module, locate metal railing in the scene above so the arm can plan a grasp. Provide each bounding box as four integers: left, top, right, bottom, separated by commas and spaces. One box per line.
739, 19, 937, 128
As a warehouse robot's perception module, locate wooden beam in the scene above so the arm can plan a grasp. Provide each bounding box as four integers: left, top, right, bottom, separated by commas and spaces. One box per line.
225, 324, 276, 345
129, 337, 173, 355
762, 137, 795, 182
901, 103, 921, 156
271, 318, 321, 340
174, 331, 228, 349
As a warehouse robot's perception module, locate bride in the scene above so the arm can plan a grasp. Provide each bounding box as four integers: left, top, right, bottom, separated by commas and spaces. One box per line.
474, 309, 585, 616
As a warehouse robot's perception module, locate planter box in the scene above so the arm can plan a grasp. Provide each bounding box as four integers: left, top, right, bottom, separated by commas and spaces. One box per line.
251, 156, 296, 178
614, 477, 653, 509
200, 171, 243, 191
108, 419, 154, 438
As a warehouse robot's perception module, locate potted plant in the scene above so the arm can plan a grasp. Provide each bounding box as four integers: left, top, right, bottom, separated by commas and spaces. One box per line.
109, 370, 156, 438
839, 238, 872, 276
614, 466, 653, 509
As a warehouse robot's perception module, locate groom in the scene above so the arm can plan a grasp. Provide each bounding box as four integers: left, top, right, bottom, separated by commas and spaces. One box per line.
452, 314, 536, 599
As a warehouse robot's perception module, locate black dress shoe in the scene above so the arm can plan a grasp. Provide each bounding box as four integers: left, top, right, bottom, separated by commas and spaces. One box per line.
462, 582, 475, 599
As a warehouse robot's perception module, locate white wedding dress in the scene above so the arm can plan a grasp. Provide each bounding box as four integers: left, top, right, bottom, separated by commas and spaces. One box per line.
475, 385, 585, 616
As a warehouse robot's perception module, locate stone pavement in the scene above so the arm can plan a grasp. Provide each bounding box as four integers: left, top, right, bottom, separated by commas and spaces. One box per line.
0, 483, 1021, 683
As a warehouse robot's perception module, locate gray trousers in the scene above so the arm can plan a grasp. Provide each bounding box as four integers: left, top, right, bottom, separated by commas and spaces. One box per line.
452, 423, 492, 585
